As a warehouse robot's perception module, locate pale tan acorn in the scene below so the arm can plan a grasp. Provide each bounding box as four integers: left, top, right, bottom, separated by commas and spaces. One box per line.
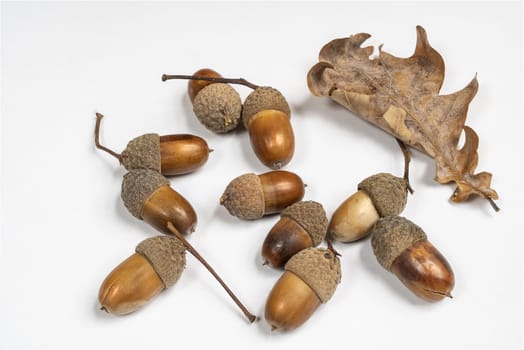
98, 235, 186, 315
242, 87, 294, 169
220, 170, 305, 220
329, 173, 408, 243
265, 247, 341, 331
262, 201, 328, 268
95, 113, 211, 176
121, 169, 197, 235
370, 216, 455, 302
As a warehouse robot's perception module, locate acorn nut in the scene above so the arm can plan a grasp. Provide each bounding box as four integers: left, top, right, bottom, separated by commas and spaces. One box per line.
264, 247, 341, 331
163, 69, 242, 134
121, 169, 197, 235
242, 87, 294, 169
262, 201, 328, 268
220, 170, 305, 220
329, 173, 408, 243
370, 216, 455, 301
98, 235, 186, 315
95, 113, 211, 176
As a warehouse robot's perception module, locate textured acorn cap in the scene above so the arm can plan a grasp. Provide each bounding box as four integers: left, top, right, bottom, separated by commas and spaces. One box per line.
241, 87, 291, 128
370, 216, 427, 270
136, 235, 186, 288
121, 169, 169, 219
120, 133, 161, 172
285, 247, 341, 303
193, 83, 242, 133
281, 201, 328, 246
220, 173, 265, 220
358, 173, 408, 217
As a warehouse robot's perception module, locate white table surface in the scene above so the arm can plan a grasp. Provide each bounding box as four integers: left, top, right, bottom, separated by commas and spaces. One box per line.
1, 1, 523, 349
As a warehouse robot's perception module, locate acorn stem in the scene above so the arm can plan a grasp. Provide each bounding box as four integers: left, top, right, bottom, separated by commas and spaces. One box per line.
166, 222, 257, 323
94, 113, 122, 162
486, 196, 500, 212
396, 138, 414, 194
162, 74, 260, 90
326, 238, 341, 257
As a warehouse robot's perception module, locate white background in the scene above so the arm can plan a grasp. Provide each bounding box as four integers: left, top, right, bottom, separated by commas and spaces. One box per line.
1, 1, 523, 349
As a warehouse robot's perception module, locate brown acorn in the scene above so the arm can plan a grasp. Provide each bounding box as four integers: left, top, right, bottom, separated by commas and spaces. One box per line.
220, 170, 305, 220
121, 169, 197, 235
265, 247, 341, 331
329, 173, 408, 243
242, 87, 294, 169
370, 216, 455, 301
95, 113, 211, 176
163, 69, 242, 134
99, 228, 257, 323
187, 68, 222, 103
99, 235, 186, 315
262, 201, 328, 268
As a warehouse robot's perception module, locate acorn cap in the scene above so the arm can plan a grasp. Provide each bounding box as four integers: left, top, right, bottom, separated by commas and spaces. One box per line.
281, 201, 328, 246
285, 247, 341, 303
120, 133, 161, 172
241, 87, 291, 128
370, 216, 427, 270
358, 173, 408, 217
220, 173, 265, 220
193, 83, 242, 133
121, 169, 169, 219
136, 235, 186, 288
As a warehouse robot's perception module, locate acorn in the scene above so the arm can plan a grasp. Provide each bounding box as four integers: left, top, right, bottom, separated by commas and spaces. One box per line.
121, 169, 197, 235
329, 173, 408, 243
99, 227, 257, 323
262, 201, 328, 268
163, 69, 242, 134
265, 247, 341, 331
220, 170, 305, 220
162, 73, 294, 168
95, 113, 211, 176
370, 216, 455, 301
99, 235, 186, 315
241, 87, 294, 169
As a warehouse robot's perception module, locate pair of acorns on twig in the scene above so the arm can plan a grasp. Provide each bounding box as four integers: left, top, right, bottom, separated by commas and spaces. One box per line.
163, 69, 295, 170
219, 160, 454, 330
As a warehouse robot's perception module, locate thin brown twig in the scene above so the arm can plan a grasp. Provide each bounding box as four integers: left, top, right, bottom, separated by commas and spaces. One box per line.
166, 222, 257, 324
161, 74, 260, 90
94, 113, 122, 162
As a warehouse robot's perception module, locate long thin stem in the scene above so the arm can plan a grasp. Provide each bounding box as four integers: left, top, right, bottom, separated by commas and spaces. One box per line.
166, 222, 257, 323
396, 138, 414, 194
94, 113, 122, 162
162, 74, 260, 90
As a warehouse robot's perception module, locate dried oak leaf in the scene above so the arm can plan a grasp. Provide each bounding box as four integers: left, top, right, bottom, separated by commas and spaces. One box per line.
307, 25, 498, 209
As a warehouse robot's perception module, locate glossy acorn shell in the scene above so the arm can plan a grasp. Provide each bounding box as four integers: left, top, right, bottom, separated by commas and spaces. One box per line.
141, 185, 197, 235
98, 253, 165, 315
262, 217, 313, 268
159, 134, 210, 176
264, 271, 321, 331
390, 239, 455, 301
247, 109, 295, 169
259, 170, 304, 215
